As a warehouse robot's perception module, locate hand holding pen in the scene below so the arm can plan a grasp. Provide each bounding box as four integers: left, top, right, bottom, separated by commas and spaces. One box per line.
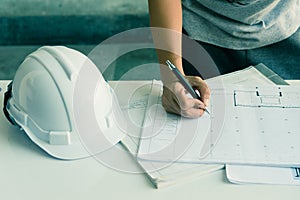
166, 60, 210, 114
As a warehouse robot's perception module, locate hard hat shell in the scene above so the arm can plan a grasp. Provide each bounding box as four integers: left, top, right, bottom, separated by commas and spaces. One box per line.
5, 46, 126, 160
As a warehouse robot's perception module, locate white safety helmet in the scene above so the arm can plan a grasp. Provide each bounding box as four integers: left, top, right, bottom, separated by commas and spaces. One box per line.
3, 46, 126, 160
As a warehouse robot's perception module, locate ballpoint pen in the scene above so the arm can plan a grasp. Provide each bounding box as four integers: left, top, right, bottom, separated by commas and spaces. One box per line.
166, 60, 210, 115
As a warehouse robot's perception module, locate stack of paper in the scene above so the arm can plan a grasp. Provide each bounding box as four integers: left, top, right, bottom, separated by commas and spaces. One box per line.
118, 63, 298, 188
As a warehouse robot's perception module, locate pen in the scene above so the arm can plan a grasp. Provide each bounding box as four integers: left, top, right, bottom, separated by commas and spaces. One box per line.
166, 60, 210, 115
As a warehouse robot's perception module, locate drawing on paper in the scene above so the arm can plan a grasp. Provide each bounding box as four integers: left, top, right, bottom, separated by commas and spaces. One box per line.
234, 86, 300, 108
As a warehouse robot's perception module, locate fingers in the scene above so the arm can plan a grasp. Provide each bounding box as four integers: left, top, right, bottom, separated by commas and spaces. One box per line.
161, 75, 211, 118
162, 82, 206, 118
185, 76, 210, 106
176, 86, 205, 110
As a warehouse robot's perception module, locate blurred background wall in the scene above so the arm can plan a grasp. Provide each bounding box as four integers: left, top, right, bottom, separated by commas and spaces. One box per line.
0, 0, 149, 45
0, 0, 160, 80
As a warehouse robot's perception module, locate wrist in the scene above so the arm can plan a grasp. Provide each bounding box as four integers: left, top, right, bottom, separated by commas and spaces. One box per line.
160, 57, 185, 85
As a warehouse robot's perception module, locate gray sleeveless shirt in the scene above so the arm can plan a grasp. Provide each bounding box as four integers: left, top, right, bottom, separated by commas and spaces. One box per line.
182, 0, 300, 49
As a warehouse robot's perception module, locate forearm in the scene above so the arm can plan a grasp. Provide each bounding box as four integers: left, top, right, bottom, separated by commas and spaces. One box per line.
148, 0, 184, 84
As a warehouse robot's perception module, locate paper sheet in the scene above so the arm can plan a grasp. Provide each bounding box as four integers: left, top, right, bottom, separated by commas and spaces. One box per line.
226, 165, 300, 185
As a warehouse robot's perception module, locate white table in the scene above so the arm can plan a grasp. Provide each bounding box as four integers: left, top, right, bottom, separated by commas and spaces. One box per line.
0, 80, 299, 200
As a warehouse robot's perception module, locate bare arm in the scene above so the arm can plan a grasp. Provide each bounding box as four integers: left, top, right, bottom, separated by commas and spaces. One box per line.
148, 0, 210, 118
148, 0, 184, 82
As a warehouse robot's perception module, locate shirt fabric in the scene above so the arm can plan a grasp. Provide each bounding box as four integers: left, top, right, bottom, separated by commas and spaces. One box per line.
182, 0, 300, 50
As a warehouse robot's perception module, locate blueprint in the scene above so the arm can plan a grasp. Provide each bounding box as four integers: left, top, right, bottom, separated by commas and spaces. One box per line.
138, 81, 300, 167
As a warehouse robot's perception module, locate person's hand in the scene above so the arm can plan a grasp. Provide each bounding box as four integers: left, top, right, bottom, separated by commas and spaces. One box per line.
161, 76, 210, 118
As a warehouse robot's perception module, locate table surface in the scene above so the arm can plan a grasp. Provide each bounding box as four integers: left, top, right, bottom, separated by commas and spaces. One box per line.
0, 80, 299, 200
